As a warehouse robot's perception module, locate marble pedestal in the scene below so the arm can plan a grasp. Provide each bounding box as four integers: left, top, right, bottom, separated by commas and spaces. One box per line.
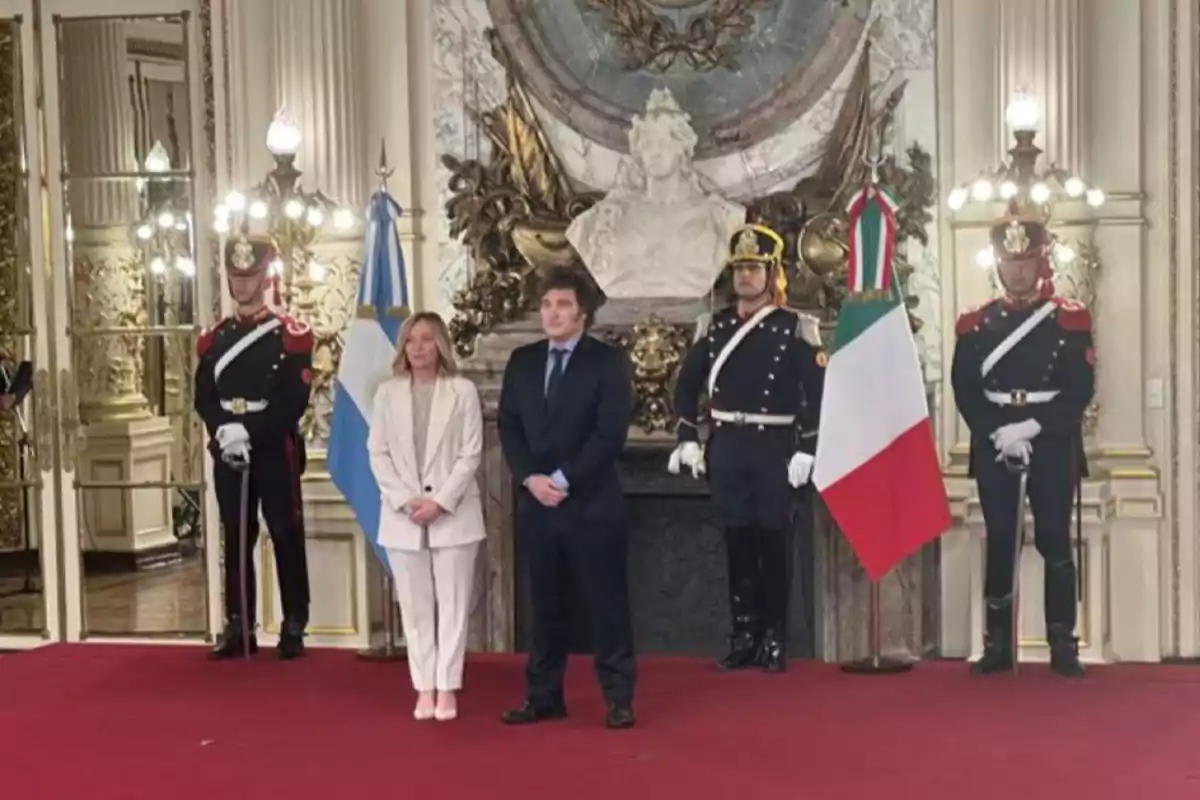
79, 416, 176, 571
459, 313, 941, 662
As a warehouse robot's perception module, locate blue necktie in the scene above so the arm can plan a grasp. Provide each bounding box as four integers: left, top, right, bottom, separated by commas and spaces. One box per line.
545, 348, 566, 405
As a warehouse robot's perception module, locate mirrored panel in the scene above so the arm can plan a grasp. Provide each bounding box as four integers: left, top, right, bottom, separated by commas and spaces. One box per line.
0, 17, 48, 637
55, 13, 207, 637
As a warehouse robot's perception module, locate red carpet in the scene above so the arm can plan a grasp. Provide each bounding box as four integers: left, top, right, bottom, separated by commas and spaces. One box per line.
3, 646, 1200, 799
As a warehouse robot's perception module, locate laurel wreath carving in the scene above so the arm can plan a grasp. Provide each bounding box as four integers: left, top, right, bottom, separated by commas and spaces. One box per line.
586, 0, 774, 72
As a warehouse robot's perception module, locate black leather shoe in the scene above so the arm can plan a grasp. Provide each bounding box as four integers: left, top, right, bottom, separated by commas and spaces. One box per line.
209, 621, 257, 660
718, 630, 762, 670
604, 704, 635, 730
277, 620, 306, 661
500, 701, 567, 726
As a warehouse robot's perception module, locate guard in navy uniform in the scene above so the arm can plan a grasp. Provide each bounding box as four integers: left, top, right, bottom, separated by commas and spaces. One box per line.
951, 202, 1094, 678
195, 234, 315, 660
669, 223, 826, 673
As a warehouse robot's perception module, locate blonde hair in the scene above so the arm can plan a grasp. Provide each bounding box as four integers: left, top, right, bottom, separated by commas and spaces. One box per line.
392, 312, 459, 376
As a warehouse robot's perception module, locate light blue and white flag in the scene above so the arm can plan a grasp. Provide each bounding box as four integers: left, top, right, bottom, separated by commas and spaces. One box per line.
328, 189, 409, 570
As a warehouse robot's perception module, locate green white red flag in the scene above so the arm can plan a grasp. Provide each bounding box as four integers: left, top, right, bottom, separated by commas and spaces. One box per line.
812, 185, 950, 581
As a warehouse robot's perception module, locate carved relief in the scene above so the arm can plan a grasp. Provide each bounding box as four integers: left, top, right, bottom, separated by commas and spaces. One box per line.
0, 22, 23, 549
302, 239, 362, 447
71, 239, 151, 423
586, 0, 775, 73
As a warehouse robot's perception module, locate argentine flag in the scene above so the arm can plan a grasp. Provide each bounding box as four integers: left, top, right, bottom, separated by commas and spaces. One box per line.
328, 189, 409, 570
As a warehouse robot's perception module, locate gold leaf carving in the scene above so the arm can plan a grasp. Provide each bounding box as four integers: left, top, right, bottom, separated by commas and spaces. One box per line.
586, 0, 774, 73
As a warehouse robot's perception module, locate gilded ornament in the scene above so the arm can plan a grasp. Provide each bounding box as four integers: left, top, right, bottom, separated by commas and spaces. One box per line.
586, 0, 774, 73
1003, 221, 1029, 254
604, 316, 691, 433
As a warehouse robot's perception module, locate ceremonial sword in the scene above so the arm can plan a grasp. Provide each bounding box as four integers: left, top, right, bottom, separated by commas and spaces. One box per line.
1007, 455, 1030, 675
236, 457, 252, 660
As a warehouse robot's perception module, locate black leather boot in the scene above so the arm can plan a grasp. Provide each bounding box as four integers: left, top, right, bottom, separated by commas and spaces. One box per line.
972, 597, 1014, 674
718, 526, 762, 670
277, 619, 306, 660
759, 628, 787, 673
209, 617, 257, 660
1048, 625, 1085, 677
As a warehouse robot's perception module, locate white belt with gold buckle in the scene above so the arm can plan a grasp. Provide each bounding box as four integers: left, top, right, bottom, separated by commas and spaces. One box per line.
983, 389, 1059, 407
220, 398, 269, 414
710, 410, 796, 426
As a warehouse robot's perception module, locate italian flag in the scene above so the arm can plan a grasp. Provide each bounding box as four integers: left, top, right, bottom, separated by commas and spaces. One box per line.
812, 185, 951, 581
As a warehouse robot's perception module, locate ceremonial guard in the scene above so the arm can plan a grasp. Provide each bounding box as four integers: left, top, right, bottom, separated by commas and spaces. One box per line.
951, 202, 1094, 678
195, 234, 315, 660
669, 223, 826, 673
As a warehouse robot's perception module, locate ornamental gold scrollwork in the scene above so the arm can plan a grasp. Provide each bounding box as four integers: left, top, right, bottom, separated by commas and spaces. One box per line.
0, 20, 22, 548
586, 0, 775, 73
444, 29, 601, 358
299, 249, 361, 446
59, 369, 80, 474
604, 316, 692, 433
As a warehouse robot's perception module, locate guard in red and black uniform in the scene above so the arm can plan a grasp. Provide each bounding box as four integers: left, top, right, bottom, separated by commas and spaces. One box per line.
669, 224, 826, 673
951, 202, 1094, 678
195, 234, 315, 660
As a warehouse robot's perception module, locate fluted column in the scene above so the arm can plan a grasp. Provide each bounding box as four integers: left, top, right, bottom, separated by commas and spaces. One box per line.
272, 0, 366, 209
59, 20, 148, 422
997, 0, 1084, 172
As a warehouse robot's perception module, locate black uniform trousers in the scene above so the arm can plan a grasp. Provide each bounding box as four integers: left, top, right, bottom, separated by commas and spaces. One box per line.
522, 502, 635, 711
212, 432, 310, 628
972, 434, 1077, 632
707, 427, 796, 638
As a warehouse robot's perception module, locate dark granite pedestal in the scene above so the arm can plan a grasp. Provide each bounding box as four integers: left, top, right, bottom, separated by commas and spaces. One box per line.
510, 442, 818, 660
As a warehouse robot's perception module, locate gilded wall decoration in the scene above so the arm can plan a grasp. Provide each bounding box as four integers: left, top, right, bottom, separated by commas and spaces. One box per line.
71, 248, 151, 423
0, 21, 24, 550
603, 316, 692, 433
300, 243, 362, 448
586, 0, 775, 73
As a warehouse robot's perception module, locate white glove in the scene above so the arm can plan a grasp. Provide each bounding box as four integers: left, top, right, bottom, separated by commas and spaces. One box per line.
787, 452, 815, 488
668, 442, 704, 479
994, 438, 1032, 464
990, 419, 1041, 454
221, 440, 251, 466
216, 422, 250, 449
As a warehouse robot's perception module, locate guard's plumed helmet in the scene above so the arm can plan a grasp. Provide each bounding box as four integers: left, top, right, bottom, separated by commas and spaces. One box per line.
727, 223, 787, 305
223, 233, 277, 278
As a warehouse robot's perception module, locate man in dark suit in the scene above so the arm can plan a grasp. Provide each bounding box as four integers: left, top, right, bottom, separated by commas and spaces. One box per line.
497, 265, 636, 730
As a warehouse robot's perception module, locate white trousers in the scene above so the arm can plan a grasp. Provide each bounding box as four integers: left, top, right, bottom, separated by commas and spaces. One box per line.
386, 542, 480, 692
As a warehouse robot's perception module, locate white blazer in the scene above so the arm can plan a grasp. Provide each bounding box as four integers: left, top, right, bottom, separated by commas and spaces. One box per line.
367, 374, 486, 552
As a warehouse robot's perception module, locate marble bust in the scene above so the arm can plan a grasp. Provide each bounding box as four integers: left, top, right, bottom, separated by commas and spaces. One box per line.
567, 88, 746, 299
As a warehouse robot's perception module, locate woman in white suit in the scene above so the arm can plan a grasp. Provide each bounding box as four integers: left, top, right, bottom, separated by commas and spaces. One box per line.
368, 311, 485, 721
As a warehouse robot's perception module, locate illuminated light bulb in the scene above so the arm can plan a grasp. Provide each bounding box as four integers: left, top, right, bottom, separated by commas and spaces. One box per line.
143, 141, 171, 173
249, 200, 268, 219
149, 257, 167, 275
266, 106, 302, 156
214, 204, 228, 220
1054, 243, 1077, 264
136, 224, 154, 241
975, 248, 996, 269
305, 207, 325, 227
1086, 188, 1105, 207
213, 218, 230, 234
947, 188, 968, 210
1029, 183, 1051, 204
175, 257, 196, 277
999, 181, 1017, 200
284, 199, 305, 219
1064, 177, 1085, 197
225, 191, 247, 212
1005, 91, 1041, 131
970, 180, 993, 202
174, 220, 189, 232
157, 211, 175, 229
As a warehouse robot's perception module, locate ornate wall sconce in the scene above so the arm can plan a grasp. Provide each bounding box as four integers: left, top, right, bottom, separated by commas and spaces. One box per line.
212, 106, 357, 316
945, 91, 1106, 269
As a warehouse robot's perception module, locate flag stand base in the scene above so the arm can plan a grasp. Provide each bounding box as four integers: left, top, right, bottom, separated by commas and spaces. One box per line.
839, 579, 914, 675
356, 572, 407, 662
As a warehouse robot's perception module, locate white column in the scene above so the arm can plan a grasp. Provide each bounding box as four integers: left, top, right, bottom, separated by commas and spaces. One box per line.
271, 0, 366, 209
59, 20, 138, 227
996, 0, 1084, 173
